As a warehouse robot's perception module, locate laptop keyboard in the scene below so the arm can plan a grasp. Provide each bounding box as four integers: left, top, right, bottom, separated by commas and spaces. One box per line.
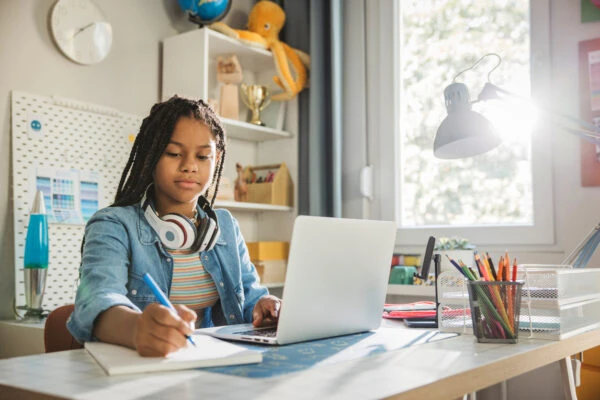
236, 327, 278, 337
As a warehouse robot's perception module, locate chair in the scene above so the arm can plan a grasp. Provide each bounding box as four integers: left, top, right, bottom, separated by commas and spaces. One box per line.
44, 304, 84, 353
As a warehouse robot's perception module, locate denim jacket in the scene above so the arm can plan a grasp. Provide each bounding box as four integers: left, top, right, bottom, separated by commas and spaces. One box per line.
67, 203, 268, 343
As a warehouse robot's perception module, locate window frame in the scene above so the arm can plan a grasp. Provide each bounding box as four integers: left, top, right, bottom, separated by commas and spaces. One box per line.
343, 0, 554, 248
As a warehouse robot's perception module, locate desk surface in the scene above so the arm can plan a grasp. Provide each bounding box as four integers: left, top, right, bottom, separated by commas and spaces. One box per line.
1, 325, 599, 400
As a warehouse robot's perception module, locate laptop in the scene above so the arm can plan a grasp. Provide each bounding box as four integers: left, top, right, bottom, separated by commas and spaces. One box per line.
204, 215, 397, 345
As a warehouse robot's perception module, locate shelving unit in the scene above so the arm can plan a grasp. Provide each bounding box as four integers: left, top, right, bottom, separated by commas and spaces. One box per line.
162, 27, 297, 245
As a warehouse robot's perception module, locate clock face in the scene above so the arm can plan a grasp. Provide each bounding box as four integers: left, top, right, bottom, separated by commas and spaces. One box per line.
50, 0, 113, 65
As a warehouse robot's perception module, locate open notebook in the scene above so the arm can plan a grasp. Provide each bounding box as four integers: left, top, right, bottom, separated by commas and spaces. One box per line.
85, 334, 262, 376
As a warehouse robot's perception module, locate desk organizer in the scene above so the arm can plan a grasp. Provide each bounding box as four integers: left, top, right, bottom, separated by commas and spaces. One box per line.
438, 270, 471, 334
241, 162, 294, 206
437, 265, 600, 340
467, 280, 523, 343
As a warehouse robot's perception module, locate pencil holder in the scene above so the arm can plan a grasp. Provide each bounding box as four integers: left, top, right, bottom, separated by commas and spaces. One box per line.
467, 281, 523, 344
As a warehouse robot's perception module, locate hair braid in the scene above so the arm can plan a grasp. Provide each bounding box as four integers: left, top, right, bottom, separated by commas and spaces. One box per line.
112, 96, 227, 207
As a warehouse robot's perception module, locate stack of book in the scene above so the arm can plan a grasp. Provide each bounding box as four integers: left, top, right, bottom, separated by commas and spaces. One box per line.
391, 253, 420, 267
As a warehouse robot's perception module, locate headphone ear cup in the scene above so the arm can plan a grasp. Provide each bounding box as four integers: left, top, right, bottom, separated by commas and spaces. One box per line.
198, 216, 219, 252
194, 196, 219, 252
145, 206, 183, 249
161, 214, 197, 250
204, 219, 220, 250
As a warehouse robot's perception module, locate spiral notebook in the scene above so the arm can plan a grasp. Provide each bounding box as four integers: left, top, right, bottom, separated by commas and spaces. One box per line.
85, 334, 262, 376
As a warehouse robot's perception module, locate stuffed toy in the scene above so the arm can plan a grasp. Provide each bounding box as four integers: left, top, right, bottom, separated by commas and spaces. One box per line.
209, 0, 310, 101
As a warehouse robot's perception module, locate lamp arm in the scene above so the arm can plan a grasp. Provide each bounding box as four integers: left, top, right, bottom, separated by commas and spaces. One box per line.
477, 83, 600, 145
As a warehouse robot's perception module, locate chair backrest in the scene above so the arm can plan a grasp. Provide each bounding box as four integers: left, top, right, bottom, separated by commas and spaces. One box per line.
44, 304, 84, 352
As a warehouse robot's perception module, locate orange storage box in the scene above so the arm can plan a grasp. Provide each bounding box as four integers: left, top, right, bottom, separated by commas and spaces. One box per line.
247, 241, 289, 261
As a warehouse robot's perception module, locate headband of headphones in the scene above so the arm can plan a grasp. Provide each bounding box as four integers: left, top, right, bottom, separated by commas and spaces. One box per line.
141, 186, 219, 252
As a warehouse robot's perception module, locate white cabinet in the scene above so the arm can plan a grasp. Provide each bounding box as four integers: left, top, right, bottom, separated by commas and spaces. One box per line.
162, 28, 297, 243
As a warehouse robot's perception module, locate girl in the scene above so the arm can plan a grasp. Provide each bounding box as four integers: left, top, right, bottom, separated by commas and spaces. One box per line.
67, 96, 280, 357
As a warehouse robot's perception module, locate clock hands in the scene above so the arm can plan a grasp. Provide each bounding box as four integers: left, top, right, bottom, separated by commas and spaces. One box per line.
74, 22, 97, 37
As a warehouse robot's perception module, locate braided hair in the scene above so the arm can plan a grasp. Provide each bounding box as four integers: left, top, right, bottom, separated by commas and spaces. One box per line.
113, 96, 227, 208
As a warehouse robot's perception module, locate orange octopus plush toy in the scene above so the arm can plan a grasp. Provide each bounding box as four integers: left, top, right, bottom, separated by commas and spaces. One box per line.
210, 0, 309, 101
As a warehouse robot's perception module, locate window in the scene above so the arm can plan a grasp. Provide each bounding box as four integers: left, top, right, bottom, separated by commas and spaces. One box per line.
342, 0, 553, 247
400, 0, 534, 228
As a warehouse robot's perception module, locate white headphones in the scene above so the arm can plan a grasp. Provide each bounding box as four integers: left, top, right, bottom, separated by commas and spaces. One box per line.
141, 186, 219, 252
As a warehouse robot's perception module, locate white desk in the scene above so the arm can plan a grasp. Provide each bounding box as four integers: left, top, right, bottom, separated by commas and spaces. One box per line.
0, 320, 45, 358
0, 325, 598, 400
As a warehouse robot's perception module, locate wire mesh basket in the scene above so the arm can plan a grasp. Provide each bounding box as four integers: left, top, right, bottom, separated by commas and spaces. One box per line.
518, 264, 600, 303
438, 270, 471, 333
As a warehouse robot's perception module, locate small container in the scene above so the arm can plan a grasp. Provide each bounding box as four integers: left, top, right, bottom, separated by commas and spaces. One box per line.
467, 280, 523, 344
388, 266, 417, 285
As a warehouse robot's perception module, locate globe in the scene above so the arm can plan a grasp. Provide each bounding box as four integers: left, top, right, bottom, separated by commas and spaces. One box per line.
178, 0, 232, 27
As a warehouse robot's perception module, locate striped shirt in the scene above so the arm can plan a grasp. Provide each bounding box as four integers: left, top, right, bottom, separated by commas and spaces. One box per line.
168, 249, 219, 312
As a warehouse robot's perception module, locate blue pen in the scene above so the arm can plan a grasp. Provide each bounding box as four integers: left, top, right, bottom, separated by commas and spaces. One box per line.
142, 272, 197, 347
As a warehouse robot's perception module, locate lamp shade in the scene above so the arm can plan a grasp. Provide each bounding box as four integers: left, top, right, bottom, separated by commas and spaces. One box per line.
434, 82, 501, 159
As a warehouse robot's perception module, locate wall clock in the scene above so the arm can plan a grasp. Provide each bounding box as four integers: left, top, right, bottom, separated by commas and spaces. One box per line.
50, 0, 113, 65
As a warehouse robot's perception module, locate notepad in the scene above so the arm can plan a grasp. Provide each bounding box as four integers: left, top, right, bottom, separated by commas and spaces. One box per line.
85, 334, 262, 376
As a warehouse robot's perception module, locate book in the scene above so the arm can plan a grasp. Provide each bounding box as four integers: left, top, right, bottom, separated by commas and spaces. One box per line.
391, 253, 421, 267
85, 334, 262, 376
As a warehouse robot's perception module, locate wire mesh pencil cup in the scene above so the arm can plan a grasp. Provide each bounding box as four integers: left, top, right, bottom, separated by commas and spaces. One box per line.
467, 281, 524, 344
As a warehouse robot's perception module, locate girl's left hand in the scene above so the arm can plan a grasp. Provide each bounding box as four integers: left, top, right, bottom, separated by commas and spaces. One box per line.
252, 295, 281, 327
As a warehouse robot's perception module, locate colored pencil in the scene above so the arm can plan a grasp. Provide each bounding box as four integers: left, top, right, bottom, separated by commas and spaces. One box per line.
486, 252, 497, 281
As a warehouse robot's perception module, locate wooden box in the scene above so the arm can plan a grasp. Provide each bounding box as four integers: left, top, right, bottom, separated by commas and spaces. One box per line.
242, 163, 294, 206
247, 241, 289, 261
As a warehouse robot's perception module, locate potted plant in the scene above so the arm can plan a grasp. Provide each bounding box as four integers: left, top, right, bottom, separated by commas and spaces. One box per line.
435, 237, 476, 273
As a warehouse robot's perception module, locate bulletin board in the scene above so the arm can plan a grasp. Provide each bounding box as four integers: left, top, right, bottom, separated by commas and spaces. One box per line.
11, 91, 141, 312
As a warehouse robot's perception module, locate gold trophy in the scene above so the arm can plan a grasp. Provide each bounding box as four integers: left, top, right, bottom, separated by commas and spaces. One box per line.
240, 84, 271, 126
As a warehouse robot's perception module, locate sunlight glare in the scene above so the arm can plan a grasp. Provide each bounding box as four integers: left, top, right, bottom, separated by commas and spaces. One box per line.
478, 99, 539, 144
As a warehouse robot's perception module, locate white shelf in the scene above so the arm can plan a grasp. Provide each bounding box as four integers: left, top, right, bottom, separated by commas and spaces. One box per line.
387, 284, 435, 297
222, 118, 291, 141
205, 28, 274, 71
215, 200, 293, 212
264, 282, 284, 289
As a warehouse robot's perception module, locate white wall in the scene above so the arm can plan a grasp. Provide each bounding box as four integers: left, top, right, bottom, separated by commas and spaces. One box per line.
0, 0, 253, 320
548, 1, 600, 266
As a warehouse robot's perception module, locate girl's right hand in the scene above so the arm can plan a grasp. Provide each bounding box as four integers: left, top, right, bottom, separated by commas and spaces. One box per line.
133, 303, 196, 357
